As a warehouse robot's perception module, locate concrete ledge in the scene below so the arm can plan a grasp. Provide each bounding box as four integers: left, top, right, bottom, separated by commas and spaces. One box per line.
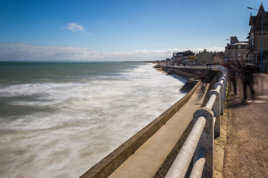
80, 81, 201, 178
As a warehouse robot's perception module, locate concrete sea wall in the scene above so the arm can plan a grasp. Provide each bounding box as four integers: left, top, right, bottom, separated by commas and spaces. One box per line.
80, 81, 201, 178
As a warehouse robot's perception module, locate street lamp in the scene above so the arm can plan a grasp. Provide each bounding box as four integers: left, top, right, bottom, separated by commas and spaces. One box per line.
247, 7, 256, 10
248, 5, 264, 72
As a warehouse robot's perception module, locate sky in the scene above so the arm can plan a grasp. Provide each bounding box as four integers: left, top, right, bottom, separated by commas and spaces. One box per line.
0, 0, 267, 62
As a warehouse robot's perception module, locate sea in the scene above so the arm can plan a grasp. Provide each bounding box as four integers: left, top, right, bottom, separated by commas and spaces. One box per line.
0, 62, 186, 178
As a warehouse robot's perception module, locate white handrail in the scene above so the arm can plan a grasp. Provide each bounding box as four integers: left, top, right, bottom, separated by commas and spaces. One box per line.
165, 116, 206, 178
164, 65, 227, 178
189, 157, 206, 178
206, 94, 217, 110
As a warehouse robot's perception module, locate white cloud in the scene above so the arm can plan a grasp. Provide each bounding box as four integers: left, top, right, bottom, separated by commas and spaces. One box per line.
65, 23, 84, 32
0, 43, 224, 62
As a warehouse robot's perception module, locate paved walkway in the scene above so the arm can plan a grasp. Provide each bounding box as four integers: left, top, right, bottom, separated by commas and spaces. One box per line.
109, 85, 206, 178
224, 74, 268, 178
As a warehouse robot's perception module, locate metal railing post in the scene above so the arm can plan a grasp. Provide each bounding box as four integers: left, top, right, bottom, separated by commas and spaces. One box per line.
218, 75, 227, 113
214, 81, 224, 115
193, 107, 215, 178
209, 86, 221, 138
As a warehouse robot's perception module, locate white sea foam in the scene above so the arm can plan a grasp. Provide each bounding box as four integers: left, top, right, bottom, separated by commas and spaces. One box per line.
0, 63, 186, 178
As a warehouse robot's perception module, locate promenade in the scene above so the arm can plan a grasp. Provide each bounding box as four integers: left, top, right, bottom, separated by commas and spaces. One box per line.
224, 74, 268, 178
81, 65, 267, 178
81, 65, 225, 178
108, 83, 206, 178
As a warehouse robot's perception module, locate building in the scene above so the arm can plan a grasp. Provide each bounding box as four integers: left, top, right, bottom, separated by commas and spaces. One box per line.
196, 49, 214, 64
213, 52, 225, 65
171, 50, 195, 65
195, 49, 224, 64
248, 3, 268, 72
225, 36, 248, 62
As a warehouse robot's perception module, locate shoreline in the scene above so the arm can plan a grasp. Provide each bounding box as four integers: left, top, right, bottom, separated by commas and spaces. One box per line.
154, 64, 199, 93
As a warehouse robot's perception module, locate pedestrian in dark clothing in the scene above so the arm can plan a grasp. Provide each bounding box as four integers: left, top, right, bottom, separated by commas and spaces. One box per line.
229, 64, 237, 95
225, 60, 238, 95
241, 63, 256, 101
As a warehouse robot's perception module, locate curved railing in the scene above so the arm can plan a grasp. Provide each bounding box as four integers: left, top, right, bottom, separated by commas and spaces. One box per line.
164, 65, 227, 178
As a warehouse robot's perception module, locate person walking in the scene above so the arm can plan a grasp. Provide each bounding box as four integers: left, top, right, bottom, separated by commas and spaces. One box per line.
241, 62, 256, 102
229, 62, 238, 95
225, 60, 238, 95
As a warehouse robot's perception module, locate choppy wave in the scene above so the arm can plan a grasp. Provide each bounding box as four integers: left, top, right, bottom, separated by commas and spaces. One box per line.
0, 63, 186, 178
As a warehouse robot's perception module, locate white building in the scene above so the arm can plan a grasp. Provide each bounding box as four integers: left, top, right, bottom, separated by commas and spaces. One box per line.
225, 36, 248, 61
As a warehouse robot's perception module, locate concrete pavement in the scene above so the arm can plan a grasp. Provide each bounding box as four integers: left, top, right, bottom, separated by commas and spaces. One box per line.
109, 84, 207, 178
223, 74, 268, 178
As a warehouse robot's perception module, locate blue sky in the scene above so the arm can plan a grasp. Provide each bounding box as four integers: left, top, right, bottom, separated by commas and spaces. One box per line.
0, 0, 267, 61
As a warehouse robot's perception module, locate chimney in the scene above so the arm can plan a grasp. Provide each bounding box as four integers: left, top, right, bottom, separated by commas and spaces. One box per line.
230, 36, 238, 45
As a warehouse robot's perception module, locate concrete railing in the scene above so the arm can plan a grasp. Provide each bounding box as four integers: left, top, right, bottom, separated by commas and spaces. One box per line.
165, 66, 227, 178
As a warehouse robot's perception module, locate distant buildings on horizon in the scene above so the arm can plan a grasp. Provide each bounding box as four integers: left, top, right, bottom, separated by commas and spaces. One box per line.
161, 3, 268, 73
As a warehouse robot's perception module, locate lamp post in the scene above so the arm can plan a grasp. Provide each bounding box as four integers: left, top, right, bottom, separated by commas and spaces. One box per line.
260, 9, 264, 72
248, 6, 264, 72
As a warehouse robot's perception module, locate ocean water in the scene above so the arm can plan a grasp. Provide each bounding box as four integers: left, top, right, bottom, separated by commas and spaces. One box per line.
0, 62, 186, 178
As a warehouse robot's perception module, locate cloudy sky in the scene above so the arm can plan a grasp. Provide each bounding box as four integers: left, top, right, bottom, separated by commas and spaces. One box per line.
0, 0, 266, 62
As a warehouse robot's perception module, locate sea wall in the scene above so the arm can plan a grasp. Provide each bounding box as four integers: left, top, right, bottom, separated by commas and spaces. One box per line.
80, 80, 201, 178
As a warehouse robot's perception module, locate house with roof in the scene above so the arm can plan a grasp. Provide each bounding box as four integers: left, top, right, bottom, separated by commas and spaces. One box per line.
225, 36, 248, 62
248, 3, 268, 72
171, 50, 195, 65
